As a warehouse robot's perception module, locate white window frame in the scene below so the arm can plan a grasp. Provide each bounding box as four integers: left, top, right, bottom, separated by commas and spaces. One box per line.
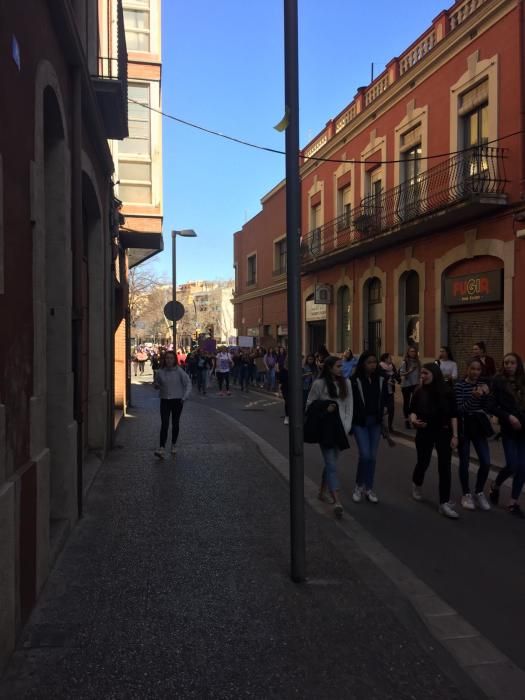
123, 1, 151, 53
118, 81, 152, 204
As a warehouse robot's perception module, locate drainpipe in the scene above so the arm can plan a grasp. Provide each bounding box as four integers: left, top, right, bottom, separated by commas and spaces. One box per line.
71, 67, 84, 519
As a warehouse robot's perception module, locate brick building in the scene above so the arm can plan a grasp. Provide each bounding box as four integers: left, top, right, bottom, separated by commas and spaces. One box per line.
234, 0, 525, 369
0, 0, 131, 671
102, 0, 164, 418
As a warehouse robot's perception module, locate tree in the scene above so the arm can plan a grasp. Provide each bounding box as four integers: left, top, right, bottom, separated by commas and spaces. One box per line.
128, 265, 165, 333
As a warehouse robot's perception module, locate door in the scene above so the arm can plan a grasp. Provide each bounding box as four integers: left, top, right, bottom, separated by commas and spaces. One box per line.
366, 320, 382, 357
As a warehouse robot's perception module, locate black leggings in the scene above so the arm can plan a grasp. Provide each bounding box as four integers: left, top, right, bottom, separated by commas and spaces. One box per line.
217, 372, 230, 392
402, 386, 417, 419
160, 399, 184, 447
412, 428, 452, 504
385, 394, 395, 432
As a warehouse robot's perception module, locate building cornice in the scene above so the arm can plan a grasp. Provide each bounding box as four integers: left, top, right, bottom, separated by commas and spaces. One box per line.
300, 0, 516, 178
233, 281, 287, 304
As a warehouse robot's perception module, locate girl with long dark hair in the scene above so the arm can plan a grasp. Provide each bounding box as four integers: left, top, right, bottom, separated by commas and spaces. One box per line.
351, 351, 389, 503
487, 353, 525, 517
399, 346, 421, 429
437, 346, 458, 383
302, 354, 319, 410
306, 356, 353, 517
472, 341, 497, 381
455, 358, 492, 511
410, 363, 460, 518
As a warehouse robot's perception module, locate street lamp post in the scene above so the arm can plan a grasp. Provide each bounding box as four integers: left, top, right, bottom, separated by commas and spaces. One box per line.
171, 229, 197, 350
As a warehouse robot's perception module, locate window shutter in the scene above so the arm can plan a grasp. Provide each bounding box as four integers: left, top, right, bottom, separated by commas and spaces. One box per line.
459, 80, 489, 116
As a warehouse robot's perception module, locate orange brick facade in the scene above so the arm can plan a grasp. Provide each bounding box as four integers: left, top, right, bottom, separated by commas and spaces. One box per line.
234, 0, 525, 366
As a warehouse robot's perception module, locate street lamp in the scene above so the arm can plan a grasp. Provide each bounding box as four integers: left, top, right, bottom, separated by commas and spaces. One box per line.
171, 229, 197, 350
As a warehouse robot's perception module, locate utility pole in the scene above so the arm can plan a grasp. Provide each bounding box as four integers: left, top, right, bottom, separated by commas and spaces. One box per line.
284, 0, 306, 583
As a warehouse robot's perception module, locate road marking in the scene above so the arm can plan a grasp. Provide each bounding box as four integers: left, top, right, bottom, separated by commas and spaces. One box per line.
209, 406, 525, 700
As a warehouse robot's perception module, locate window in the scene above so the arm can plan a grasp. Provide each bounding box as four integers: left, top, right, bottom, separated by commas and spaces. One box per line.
247, 254, 257, 285
337, 286, 351, 351
400, 144, 422, 220
400, 271, 420, 353
310, 204, 321, 254
337, 186, 352, 230
119, 83, 152, 204
274, 239, 287, 274
123, 2, 150, 52
460, 81, 489, 183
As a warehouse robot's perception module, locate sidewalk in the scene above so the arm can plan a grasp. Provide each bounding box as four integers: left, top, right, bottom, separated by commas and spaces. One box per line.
0, 381, 481, 699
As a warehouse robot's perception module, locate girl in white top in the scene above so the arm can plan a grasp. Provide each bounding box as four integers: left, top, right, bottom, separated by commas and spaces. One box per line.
306, 356, 353, 518
437, 346, 458, 383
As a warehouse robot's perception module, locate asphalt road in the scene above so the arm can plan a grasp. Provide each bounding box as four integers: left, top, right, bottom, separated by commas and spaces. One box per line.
199, 379, 525, 672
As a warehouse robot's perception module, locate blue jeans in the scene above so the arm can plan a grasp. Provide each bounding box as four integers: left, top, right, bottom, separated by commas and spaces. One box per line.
353, 416, 382, 489
501, 433, 525, 500
458, 433, 491, 495
320, 445, 340, 492
267, 367, 276, 390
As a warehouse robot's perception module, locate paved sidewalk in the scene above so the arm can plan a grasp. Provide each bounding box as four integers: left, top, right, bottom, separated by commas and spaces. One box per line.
1, 382, 481, 699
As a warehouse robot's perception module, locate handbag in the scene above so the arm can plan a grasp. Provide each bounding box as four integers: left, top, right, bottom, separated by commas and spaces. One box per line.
464, 412, 494, 439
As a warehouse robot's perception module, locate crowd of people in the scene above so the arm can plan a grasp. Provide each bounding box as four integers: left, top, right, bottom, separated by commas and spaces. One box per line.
134, 340, 525, 522
305, 341, 525, 522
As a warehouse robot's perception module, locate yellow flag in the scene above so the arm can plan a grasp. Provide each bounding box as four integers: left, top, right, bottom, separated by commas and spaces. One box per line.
274, 107, 290, 132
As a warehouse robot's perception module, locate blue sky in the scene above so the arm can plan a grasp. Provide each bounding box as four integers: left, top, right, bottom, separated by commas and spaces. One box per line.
152, 0, 450, 284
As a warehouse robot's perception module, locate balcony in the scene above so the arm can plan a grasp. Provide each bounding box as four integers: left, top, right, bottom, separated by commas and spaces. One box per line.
91, 0, 128, 139
301, 146, 508, 272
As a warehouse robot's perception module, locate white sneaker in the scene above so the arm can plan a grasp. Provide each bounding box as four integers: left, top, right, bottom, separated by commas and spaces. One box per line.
475, 492, 491, 511
439, 502, 460, 519
461, 494, 476, 510
284, 416, 289, 425
154, 447, 165, 458
365, 490, 379, 504
412, 484, 423, 501
171, 445, 177, 455
352, 486, 363, 503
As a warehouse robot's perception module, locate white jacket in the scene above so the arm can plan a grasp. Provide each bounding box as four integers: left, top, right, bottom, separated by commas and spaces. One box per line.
306, 378, 354, 434
155, 367, 192, 400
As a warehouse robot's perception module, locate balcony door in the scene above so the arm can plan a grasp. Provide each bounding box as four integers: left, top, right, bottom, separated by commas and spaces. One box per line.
400, 145, 422, 221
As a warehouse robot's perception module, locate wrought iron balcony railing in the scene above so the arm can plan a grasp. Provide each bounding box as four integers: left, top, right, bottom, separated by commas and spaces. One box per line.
91, 0, 128, 139
301, 146, 507, 265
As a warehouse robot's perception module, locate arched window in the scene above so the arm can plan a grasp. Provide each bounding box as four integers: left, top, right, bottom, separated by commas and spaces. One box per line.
337, 286, 351, 351
400, 271, 420, 352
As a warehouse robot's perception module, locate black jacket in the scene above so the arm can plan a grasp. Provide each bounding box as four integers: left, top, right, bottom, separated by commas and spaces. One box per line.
486, 375, 525, 435
351, 375, 389, 427
304, 400, 350, 450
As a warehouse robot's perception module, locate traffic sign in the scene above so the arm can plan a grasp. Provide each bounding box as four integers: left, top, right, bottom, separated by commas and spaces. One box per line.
163, 301, 185, 322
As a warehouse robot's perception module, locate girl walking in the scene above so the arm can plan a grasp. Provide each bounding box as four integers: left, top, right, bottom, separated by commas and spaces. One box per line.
455, 359, 492, 511
399, 346, 421, 429
487, 353, 525, 517
351, 351, 389, 504
302, 354, 318, 410
410, 363, 459, 518
472, 341, 497, 382
306, 356, 353, 518
437, 346, 458, 384
154, 351, 192, 458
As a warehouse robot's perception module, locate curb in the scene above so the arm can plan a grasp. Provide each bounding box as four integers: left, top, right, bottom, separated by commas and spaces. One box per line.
210, 405, 525, 700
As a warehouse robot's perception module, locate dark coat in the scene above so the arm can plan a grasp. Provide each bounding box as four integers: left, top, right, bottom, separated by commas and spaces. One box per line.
304, 400, 350, 451
351, 374, 389, 427
486, 375, 525, 435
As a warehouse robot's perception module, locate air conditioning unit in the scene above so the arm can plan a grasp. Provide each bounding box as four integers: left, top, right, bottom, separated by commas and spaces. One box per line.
314, 284, 333, 305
